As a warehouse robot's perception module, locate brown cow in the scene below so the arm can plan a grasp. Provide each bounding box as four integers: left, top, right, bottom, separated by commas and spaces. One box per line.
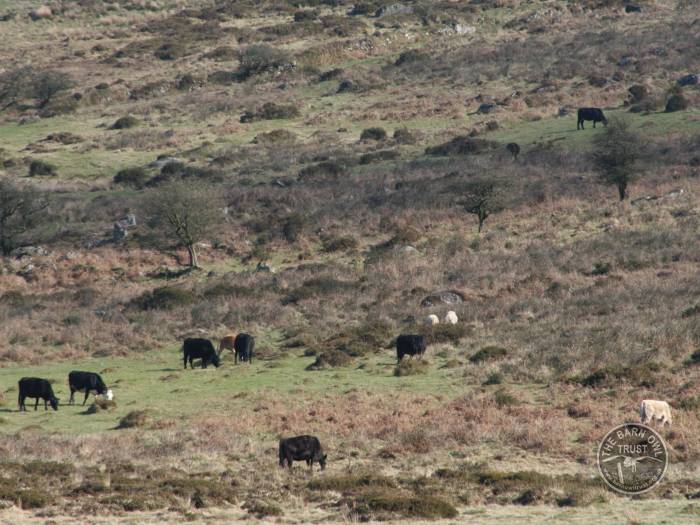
217, 334, 236, 357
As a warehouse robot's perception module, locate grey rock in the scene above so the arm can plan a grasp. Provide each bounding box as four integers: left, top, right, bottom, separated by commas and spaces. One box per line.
376, 3, 413, 17
421, 290, 465, 307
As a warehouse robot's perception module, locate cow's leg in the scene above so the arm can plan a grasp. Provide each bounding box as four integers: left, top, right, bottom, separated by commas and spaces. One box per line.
18, 394, 24, 411
83, 390, 90, 406
44, 398, 48, 410
184, 354, 188, 369
69, 388, 75, 405
235, 351, 238, 365
593, 121, 596, 128
287, 454, 293, 469
34, 398, 39, 411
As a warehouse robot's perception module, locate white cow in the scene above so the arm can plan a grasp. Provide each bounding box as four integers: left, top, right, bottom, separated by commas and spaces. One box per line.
443, 311, 458, 324
424, 314, 439, 326
640, 400, 672, 427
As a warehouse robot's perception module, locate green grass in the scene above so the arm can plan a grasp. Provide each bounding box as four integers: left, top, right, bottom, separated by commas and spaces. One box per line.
0, 346, 476, 435
490, 108, 700, 148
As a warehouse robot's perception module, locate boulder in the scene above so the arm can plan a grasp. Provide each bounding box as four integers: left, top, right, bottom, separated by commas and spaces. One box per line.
376, 3, 413, 17
421, 290, 465, 307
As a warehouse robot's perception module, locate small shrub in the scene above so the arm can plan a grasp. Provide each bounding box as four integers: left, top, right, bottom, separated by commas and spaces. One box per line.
394, 359, 429, 376
359, 150, 399, 164
282, 213, 306, 242
253, 129, 297, 145
309, 473, 395, 491
395, 49, 425, 66
28, 159, 56, 177
113, 167, 147, 188
240, 102, 300, 123
469, 346, 508, 363
237, 45, 294, 79
131, 286, 196, 310
591, 261, 611, 275
322, 235, 358, 252
686, 349, 700, 365
245, 500, 283, 518
293, 10, 317, 22
665, 94, 688, 113
111, 116, 139, 129
681, 305, 700, 318
344, 489, 457, 519
117, 410, 150, 429
16, 489, 50, 509
154, 41, 187, 60
421, 323, 471, 345
426, 136, 499, 156
360, 127, 387, 141
483, 372, 503, 385
298, 160, 348, 181
306, 350, 354, 370
393, 127, 417, 144
494, 388, 518, 407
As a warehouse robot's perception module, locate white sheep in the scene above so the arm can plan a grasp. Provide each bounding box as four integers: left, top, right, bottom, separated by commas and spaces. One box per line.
443, 311, 458, 324
424, 314, 439, 326
640, 400, 672, 427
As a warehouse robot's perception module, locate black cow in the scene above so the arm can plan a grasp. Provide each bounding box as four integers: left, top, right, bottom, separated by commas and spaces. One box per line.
68, 371, 109, 406
396, 334, 427, 362
234, 333, 254, 364
577, 108, 608, 130
183, 338, 221, 369
18, 377, 58, 411
279, 435, 327, 471
505, 142, 520, 160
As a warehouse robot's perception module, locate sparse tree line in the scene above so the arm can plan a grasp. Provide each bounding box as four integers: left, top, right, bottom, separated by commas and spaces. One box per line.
0, 116, 645, 266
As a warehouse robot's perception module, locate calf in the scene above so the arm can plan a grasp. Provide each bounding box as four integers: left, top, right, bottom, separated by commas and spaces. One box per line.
183, 338, 221, 369
217, 334, 236, 356
577, 108, 608, 130
640, 400, 672, 427
396, 334, 427, 362
234, 333, 254, 364
68, 371, 112, 406
18, 377, 58, 411
279, 435, 327, 471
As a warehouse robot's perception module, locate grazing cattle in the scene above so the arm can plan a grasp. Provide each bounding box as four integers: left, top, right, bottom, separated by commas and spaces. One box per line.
217, 334, 236, 357
18, 377, 58, 411
443, 311, 458, 325
233, 333, 254, 364
279, 435, 327, 471
577, 108, 608, 130
640, 400, 672, 427
424, 314, 439, 326
183, 338, 221, 369
396, 334, 427, 362
625, 4, 641, 13
505, 142, 520, 160
68, 371, 112, 406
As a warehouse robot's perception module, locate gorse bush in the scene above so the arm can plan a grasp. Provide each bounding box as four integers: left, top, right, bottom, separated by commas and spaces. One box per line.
237, 45, 294, 79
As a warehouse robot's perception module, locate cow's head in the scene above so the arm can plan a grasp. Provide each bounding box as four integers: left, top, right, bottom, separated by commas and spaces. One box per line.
602, 116, 609, 126
318, 453, 327, 470
211, 353, 221, 368
50, 397, 59, 411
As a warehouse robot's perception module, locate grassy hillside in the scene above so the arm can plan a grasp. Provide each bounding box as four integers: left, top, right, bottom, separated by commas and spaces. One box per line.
0, 0, 699, 522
